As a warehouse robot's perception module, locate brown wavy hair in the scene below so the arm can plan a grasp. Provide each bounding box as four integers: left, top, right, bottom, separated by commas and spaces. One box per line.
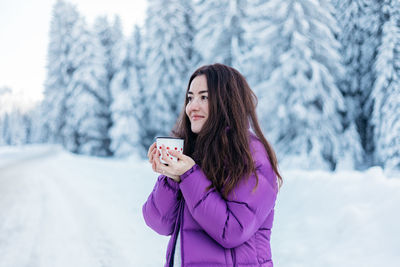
172, 63, 282, 198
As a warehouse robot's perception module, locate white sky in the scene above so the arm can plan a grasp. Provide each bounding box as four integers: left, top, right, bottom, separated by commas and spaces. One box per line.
0, 0, 147, 108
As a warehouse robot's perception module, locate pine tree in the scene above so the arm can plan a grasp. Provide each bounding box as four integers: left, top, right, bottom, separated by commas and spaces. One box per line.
0, 115, 3, 146
43, 0, 114, 156
0, 87, 11, 145
194, 0, 248, 68
333, 0, 382, 167
371, 0, 400, 170
182, 0, 201, 69
241, 0, 276, 86
1, 109, 27, 146
1, 113, 11, 145
109, 26, 142, 157
61, 15, 111, 156
42, 0, 81, 145
251, 0, 352, 170
131, 25, 147, 124
93, 15, 125, 156
22, 113, 32, 144
27, 103, 47, 144
139, 0, 195, 154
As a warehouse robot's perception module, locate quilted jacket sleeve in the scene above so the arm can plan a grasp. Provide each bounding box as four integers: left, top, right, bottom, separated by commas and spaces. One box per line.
142, 175, 181, 236
179, 139, 278, 248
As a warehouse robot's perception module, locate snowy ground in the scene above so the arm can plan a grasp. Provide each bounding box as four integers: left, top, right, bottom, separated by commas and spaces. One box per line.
0, 145, 399, 267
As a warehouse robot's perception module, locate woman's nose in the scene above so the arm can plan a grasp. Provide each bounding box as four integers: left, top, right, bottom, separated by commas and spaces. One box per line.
188, 98, 200, 110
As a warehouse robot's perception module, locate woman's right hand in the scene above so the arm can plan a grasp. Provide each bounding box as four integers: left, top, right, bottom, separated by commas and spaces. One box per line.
147, 142, 158, 166
147, 142, 180, 182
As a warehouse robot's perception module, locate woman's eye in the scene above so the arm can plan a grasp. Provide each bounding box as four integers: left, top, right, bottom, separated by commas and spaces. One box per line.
187, 96, 192, 102
201, 95, 208, 100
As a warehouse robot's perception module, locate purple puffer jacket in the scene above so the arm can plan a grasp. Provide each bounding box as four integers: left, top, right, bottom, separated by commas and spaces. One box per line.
142, 134, 278, 266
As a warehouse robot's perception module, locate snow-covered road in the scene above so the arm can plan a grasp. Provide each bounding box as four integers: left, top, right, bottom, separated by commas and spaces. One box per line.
0, 147, 167, 267
0, 145, 399, 267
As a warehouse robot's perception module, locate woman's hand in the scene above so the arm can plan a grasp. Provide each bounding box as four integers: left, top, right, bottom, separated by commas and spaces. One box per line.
148, 142, 171, 176
153, 144, 196, 182
148, 142, 168, 175
147, 142, 158, 165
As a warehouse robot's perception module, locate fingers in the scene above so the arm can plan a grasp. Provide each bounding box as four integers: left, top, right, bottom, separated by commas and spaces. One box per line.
160, 144, 184, 162
148, 149, 153, 163
147, 142, 155, 157
151, 147, 159, 163
154, 155, 166, 174
154, 149, 162, 165
147, 142, 157, 161
152, 149, 161, 172
168, 149, 183, 160
150, 147, 169, 175
161, 145, 173, 165
148, 149, 155, 163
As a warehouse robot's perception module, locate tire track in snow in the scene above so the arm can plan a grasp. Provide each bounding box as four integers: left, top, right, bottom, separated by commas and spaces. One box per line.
0, 148, 168, 266
43, 156, 136, 266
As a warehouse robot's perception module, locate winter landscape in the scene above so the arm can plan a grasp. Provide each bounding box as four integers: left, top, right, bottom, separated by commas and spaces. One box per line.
1, 0, 400, 266
0, 145, 399, 267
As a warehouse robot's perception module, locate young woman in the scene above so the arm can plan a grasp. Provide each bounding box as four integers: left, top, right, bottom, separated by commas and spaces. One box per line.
143, 63, 282, 266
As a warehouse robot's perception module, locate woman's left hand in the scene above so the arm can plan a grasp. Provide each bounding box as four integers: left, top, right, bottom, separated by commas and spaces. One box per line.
154, 145, 196, 182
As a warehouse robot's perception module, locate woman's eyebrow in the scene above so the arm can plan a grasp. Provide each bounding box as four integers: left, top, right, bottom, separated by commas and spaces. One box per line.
187, 90, 208, 95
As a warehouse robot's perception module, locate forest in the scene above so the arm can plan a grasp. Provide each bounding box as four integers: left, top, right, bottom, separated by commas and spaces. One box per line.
0, 0, 399, 172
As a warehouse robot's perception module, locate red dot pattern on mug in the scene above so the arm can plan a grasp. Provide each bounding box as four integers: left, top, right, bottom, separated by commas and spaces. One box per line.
157, 141, 183, 162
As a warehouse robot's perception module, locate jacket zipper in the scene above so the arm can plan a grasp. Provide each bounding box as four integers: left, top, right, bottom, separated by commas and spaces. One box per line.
180, 199, 185, 265
168, 199, 184, 267
231, 248, 236, 266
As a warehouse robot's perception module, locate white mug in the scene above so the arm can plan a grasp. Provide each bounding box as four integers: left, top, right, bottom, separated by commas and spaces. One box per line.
156, 137, 184, 164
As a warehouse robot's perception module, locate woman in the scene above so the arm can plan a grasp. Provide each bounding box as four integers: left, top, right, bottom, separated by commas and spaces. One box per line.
142, 63, 282, 266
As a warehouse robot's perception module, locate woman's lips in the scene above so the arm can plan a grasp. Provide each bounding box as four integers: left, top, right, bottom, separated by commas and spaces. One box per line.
191, 116, 204, 121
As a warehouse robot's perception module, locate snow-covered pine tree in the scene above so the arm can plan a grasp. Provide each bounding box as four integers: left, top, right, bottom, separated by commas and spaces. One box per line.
109, 26, 143, 157
241, 0, 273, 88
93, 15, 125, 156
0, 113, 11, 145
182, 0, 201, 69
254, 0, 352, 170
61, 14, 110, 156
0, 115, 3, 145
21, 112, 32, 144
0, 115, 2, 145
26, 103, 47, 144
42, 0, 81, 145
131, 25, 147, 123
0, 86, 46, 146
139, 0, 195, 154
1, 109, 27, 146
333, 0, 382, 167
371, 0, 400, 171
242, 0, 302, 87
194, 0, 248, 69
0, 87, 10, 145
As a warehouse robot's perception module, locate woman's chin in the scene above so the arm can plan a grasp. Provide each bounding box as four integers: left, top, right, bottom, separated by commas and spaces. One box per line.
191, 126, 201, 134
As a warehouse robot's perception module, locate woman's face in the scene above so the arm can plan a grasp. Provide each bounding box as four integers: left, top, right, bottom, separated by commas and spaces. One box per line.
186, 75, 209, 134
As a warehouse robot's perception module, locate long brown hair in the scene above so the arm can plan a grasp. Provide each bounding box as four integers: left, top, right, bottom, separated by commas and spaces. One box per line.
172, 63, 282, 198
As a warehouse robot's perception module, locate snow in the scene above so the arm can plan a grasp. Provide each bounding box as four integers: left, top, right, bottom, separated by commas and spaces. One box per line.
0, 145, 399, 266
0, 145, 168, 266
274, 168, 400, 267
0, 144, 61, 169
